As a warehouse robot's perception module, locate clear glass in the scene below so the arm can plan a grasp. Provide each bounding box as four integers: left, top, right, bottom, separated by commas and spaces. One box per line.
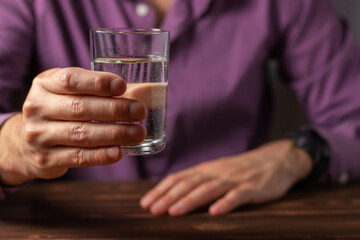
90, 28, 170, 155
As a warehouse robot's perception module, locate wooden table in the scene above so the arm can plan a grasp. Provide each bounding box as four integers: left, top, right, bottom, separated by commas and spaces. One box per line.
1, 180, 360, 240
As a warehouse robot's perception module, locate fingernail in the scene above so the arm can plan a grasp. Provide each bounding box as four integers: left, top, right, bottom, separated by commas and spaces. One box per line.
111, 78, 126, 95
169, 202, 185, 215
130, 101, 147, 121
140, 196, 152, 209
107, 146, 119, 160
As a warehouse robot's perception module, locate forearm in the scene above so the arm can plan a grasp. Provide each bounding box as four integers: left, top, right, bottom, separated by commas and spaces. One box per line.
285, 139, 314, 183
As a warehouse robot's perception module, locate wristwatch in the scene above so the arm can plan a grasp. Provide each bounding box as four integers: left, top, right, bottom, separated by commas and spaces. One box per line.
286, 130, 331, 188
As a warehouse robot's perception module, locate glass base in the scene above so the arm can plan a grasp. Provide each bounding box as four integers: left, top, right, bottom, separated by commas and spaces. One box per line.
122, 138, 165, 156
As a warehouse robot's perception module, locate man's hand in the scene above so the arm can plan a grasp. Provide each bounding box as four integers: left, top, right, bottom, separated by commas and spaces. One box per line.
0, 67, 147, 186
140, 139, 313, 216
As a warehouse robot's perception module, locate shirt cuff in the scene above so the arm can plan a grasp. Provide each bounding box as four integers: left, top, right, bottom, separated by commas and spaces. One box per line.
0, 112, 16, 127
313, 127, 360, 184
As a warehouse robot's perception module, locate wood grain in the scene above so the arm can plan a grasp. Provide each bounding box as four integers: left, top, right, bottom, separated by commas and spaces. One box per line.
1, 180, 360, 240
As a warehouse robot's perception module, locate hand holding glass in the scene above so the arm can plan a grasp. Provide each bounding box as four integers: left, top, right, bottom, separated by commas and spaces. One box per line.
90, 28, 170, 155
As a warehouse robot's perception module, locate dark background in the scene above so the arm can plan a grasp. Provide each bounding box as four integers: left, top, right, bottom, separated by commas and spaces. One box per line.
333, 0, 360, 43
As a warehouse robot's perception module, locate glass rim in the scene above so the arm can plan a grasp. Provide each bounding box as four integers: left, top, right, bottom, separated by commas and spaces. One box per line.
90, 28, 170, 35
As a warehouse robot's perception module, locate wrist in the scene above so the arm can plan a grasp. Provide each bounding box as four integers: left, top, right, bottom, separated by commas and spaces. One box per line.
0, 114, 33, 186
290, 140, 313, 182
286, 130, 331, 187
254, 139, 313, 184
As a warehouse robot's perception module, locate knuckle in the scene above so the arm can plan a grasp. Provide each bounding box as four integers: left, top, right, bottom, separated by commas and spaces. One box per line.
32, 75, 42, 85
34, 152, 49, 168
59, 68, 76, 90
200, 181, 216, 191
217, 179, 235, 190
230, 189, 243, 199
111, 126, 132, 143
23, 124, 41, 146
94, 75, 110, 93
32, 73, 48, 86
70, 123, 88, 144
22, 98, 40, 118
228, 187, 252, 204
93, 149, 110, 165
109, 100, 130, 117
159, 197, 171, 206
221, 198, 234, 209
108, 127, 122, 142
71, 96, 86, 117
34, 68, 60, 83
165, 174, 180, 185
73, 149, 85, 166
164, 191, 179, 203
236, 185, 253, 196
144, 190, 156, 200
109, 101, 119, 117
178, 197, 191, 208
179, 178, 197, 188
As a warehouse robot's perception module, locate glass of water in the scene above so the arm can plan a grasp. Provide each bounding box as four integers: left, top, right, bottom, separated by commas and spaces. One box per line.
90, 28, 170, 155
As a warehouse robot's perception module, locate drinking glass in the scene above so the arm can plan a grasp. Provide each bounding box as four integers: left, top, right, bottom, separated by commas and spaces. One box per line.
90, 28, 170, 155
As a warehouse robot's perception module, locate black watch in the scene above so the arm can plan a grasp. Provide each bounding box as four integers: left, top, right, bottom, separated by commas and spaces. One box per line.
286, 130, 331, 188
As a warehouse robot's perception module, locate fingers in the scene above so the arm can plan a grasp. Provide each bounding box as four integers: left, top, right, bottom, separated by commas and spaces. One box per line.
35, 68, 127, 96
27, 68, 147, 122
140, 175, 256, 216
121, 83, 168, 110
145, 174, 207, 215
23, 121, 146, 148
39, 93, 147, 122
140, 172, 188, 210
32, 146, 123, 170
138, 141, 300, 217
140, 172, 236, 216
168, 180, 234, 216
19, 67, 149, 182
209, 186, 253, 216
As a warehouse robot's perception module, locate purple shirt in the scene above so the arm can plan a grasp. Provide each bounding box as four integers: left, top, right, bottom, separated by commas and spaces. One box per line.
1, 0, 360, 192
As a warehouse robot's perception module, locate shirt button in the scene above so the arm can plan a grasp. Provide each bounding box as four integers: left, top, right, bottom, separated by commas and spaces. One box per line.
136, 3, 150, 17
338, 172, 349, 184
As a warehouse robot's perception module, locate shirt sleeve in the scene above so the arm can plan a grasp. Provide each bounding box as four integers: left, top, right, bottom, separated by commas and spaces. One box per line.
277, 0, 360, 184
0, 0, 34, 198
0, 0, 34, 124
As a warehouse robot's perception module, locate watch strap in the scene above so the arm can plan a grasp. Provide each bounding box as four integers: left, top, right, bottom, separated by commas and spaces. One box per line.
286, 130, 331, 188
